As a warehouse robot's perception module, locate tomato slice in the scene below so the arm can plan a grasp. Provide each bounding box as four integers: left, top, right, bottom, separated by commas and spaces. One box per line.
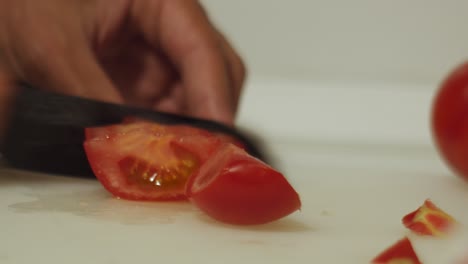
84, 119, 302, 225
186, 143, 301, 225
402, 199, 458, 236
84, 122, 221, 201
372, 237, 422, 264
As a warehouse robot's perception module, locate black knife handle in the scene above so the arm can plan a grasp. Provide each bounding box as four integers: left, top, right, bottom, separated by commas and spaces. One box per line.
1, 84, 268, 177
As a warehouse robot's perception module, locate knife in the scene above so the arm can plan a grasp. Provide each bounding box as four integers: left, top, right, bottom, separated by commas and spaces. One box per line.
0, 83, 270, 178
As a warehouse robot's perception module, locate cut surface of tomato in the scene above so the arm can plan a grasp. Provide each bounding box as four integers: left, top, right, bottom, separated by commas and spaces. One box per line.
84, 121, 221, 201
402, 199, 457, 236
186, 143, 301, 225
85, 120, 214, 141
372, 237, 422, 264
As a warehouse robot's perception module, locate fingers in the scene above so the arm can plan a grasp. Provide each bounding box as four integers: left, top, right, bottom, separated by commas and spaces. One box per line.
131, 0, 235, 125
216, 31, 247, 113
101, 39, 177, 108
153, 82, 185, 114
2, 1, 123, 105
0, 69, 17, 144
16, 37, 123, 104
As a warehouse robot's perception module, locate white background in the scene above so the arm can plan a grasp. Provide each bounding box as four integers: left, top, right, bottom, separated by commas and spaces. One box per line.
201, 0, 468, 146
2, 2, 468, 263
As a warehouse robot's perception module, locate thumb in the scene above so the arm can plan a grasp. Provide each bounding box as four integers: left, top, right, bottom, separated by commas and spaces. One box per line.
0, 69, 17, 144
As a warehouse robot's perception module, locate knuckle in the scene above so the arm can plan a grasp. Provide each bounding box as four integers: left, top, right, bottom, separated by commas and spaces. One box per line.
236, 54, 247, 82
231, 51, 247, 86
19, 31, 70, 74
28, 37, 65, 64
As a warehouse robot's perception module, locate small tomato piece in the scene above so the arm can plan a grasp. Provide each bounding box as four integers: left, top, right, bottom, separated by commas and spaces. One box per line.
372, 237, 422, 264
84, 122, 221, 201
186, 143, 301, 225
402, 199, 457, 236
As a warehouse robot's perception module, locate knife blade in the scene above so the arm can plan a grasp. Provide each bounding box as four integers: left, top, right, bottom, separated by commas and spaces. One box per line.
0, 83, 270, 178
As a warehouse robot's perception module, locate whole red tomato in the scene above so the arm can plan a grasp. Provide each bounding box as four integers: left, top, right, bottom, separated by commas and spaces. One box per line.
432, 61, 468, 181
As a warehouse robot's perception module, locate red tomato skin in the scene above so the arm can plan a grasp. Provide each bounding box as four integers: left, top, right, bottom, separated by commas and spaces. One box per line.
432, 61, 468, 181
371, 237, 421, 264
186, 144, 301, 225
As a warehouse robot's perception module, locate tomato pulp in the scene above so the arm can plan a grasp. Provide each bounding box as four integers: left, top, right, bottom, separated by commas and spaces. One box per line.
432, 61, 468, 181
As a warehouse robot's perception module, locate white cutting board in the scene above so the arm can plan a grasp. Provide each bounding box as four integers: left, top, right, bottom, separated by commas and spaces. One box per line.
1, 139, 467, 264
1, 79, 468, 263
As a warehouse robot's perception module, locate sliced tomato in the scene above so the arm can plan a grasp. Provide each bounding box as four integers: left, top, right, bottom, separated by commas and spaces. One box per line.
186, 143, 301, 225
372, 237, 422, 264
84, 119, 302, 225
402, 199, 458, 236
84, 122, 222, 201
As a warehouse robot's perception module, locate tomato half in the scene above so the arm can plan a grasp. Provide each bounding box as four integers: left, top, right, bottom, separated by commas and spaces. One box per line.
432, 61, 468, 181
372, 237, 422, 264
84, 119, 302, 225
186, 143, 301, 225
84, 121, 222, 201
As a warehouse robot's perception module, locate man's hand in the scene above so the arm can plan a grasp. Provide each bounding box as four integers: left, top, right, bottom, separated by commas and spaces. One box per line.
0, 0, 246, 139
